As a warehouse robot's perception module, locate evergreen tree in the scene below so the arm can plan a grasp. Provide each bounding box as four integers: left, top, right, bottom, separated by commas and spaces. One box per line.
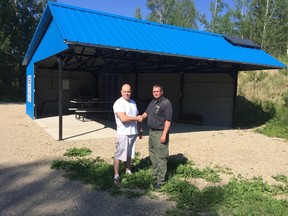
0, 0, 51, 99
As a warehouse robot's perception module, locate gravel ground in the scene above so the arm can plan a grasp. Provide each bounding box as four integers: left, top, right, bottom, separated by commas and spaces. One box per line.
1, 103, 288, 215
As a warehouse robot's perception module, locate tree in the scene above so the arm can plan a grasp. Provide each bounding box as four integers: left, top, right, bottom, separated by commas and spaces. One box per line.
168, 0, 198, 28
134, 6, 142, 19
201, 0, 235, 34
262, 0, 288, 57
146, 0, 175, 23
0, 0, 51, 99
211, 0, 225, 32
249, 0, 288, 56
233, 0, 253, 39
215, 4, 235, 35
199, 0, 287, 58
146, 0, 198, 29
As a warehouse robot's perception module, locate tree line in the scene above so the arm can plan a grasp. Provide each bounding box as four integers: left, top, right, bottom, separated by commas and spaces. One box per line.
136, 0, 287, 57
0, 0, 287, 100
0, 0, 53, 100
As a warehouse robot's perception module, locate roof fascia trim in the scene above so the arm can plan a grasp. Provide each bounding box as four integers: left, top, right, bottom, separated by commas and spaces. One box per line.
22, 4, 53, 65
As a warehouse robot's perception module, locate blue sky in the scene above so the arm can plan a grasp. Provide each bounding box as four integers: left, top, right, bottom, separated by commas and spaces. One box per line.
57, 0, 234, 21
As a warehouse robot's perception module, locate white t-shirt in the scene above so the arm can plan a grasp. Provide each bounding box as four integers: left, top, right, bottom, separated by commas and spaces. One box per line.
113, 97, 139, 135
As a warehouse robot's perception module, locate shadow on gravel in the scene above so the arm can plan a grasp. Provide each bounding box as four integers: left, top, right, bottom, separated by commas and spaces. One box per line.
91, 116, 231, 134
36, 113, 232, 142
0, 160, 174, 216
234, 95, 276, 128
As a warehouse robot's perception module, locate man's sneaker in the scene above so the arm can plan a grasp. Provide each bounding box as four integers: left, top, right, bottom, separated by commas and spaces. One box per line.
114, 176, 121, 188
126, 169, 132, 174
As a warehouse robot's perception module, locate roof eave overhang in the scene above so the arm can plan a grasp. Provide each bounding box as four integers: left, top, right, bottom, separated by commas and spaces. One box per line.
63, 40, 286, 71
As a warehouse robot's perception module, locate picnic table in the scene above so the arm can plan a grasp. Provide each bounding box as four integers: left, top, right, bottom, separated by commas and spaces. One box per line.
69, 98, 113, 121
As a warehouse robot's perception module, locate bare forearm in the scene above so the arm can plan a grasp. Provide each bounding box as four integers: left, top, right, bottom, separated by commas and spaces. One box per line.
141, 112, 148, 120
162, 120, 171, 137
121, 116, 138, 123
117, 112, 142, 123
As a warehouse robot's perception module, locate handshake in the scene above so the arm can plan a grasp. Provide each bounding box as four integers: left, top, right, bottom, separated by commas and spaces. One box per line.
136, 115, 143, 122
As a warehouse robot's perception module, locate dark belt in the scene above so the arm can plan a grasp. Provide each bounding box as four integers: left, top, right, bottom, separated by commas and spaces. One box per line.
150, 128, 163, 131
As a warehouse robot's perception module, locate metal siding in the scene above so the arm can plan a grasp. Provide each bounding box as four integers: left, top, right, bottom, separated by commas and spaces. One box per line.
26, 64, 34, 118
183, 73, 235, 126
32, 19, 68, 63
185, 73, 234, 82
26, 18, 68, 118
202, 111, 233, 126
183, 96, 233, 112
186, 83, 235, 97
124, 20, 145, 50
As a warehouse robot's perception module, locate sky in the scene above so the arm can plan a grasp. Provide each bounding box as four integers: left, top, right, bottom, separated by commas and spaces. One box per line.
57, 0, 234, 22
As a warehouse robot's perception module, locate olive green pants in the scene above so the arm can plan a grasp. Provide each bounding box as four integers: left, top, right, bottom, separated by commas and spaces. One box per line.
149, 130, 169, 184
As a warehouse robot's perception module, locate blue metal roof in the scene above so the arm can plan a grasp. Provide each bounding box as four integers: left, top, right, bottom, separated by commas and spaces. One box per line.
23, 2, 286, 69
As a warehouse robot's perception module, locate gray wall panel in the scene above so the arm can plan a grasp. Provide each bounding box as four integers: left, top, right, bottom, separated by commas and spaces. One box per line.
184, 83, 234, 97
182, 73, 235, 127
183, 96, 233, 112
184, 73, 234, 82
35, 69, 236, 126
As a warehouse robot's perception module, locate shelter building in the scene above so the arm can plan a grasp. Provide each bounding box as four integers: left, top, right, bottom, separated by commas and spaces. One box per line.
23, 2, 286, 139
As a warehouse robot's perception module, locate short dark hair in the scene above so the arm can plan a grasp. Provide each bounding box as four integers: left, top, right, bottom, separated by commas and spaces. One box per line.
153, 84, 163, 92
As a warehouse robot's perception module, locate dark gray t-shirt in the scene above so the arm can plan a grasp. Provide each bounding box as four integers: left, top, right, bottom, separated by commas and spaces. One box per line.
145, 96, 173, 130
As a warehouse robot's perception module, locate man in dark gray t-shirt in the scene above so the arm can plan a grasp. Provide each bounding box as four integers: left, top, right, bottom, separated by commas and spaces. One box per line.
142, 84, 173, 189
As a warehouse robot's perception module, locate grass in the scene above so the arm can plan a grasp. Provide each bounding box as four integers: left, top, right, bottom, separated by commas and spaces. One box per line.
236, 68, 288, 140
51, 148, 288, 215
255, 106, 288, 140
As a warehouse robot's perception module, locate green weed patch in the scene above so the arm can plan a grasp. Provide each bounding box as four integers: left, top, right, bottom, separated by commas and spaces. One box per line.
51, 148, 288, 215
256, 107, 288, 140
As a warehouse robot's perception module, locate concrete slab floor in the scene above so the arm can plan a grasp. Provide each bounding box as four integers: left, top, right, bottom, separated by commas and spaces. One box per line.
35, 114, 229, 141
35, 114, 116, 141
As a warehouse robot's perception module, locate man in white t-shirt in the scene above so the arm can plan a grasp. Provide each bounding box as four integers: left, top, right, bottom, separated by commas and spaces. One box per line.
113, 84, 143, 187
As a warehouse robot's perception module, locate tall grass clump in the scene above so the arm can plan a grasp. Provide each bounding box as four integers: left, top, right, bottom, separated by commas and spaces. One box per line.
256, 105, 288, 140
